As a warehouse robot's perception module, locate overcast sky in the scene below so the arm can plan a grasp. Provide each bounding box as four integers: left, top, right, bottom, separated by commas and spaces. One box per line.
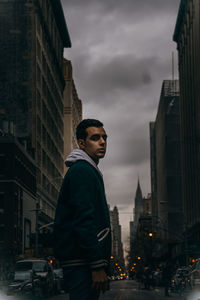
61, 0, 180, 250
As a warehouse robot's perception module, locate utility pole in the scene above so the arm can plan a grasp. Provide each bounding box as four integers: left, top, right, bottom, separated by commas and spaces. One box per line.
35, 201, 40, 257
184, 223, 188, 266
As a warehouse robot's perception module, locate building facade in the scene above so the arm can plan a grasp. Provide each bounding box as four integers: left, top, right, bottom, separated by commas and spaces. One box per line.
130, 199, 153, 266
143, 193, 152, 216
173, 0, 200, 247
150, 122, 158, 230
0, 0, 71, 226
0, 132, 36, 272
110, 206, 124, 268
150, 80, 183, 260
63, 59, 82, 172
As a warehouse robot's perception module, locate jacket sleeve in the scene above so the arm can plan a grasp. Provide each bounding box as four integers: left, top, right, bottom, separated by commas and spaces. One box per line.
69, 164, 108, 270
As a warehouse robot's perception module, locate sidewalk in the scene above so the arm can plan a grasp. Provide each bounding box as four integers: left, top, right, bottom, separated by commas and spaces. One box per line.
0, 280, 9, 292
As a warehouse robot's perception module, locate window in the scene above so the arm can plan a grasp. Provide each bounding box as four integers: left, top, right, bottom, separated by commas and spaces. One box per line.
37, 91, 41, 112
0, 225, 5, 241
24, 219, 31, 249
0, 193, 4, 210
0, 156, 5, 176
37, 64, 41, 85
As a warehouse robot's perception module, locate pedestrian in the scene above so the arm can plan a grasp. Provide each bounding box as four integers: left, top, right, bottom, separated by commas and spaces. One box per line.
144, 266, 151, 290
136, 262, 144, 290
162, 261, 173, 297
53, 119, 111, 300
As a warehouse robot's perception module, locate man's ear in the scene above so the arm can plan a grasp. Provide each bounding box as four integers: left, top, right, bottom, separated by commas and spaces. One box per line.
78, 139, 85, 149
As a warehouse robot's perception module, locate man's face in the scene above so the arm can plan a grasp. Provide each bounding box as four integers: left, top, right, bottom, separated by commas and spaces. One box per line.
78, 126, 107, 163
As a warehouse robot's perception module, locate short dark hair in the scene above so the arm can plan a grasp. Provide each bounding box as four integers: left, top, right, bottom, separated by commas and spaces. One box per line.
76, 119, 103, 140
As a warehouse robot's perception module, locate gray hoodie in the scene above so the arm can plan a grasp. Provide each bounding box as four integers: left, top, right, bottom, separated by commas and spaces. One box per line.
65, 149, 102, 176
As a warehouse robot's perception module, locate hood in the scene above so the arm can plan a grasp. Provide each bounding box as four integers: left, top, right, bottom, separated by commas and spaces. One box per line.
65, 149, 102, 176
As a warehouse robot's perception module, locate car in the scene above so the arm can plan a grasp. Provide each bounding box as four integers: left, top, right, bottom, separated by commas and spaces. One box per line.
12, 258, 55, 297
191, 260, 200, 288
176, 268, 190, 278
53, 268, 65, 292
7, 269, 43, 298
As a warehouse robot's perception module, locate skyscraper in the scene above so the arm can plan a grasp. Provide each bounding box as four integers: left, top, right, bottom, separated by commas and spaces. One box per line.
63, 59, 82, 173
173, 0, 200, 246
110, 206, 124, 267
150, 80, 183, 259
133, 180, 144, 232
0, 0, 71, 225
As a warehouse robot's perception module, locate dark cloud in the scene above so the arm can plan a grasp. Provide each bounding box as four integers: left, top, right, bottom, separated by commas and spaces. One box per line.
61, 0, 180, 245
64, 0, 180, 17
106, 123, 150, 166
87, 55, 153, 91
68, 54, 172, 107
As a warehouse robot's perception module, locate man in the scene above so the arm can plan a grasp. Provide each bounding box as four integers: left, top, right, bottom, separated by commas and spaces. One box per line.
53, 119, 111, 300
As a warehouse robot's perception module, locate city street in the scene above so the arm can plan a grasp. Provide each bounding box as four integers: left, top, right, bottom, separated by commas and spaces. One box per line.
48, 280, 186, 300
2, 279, 200, 300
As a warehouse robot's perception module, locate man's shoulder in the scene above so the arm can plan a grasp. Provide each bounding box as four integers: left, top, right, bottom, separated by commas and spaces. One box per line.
67, 160, 97, 177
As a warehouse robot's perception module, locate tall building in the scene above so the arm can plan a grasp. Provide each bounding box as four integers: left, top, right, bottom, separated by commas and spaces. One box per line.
0, 0, 71, 226
110, 206, 124, 268
130, 194, 153, 266
150, 80, 183, 258
129, 221, 134, 245
149, 122, 158, 229
133, 180, 144, 232
63, 59, 82, 171
143, 193, 152, 216
0, 130, 36, 270
173, 0, 200, 247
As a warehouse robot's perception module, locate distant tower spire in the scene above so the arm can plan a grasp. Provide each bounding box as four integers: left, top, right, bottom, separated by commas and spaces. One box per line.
135, 178, 142, 200
133, 178, 144, 231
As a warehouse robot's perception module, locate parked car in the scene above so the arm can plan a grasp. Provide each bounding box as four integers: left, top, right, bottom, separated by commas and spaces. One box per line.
7, 269, 43, 298
171, 267, 192, 292
53, 268, 65, 292
171, 273, 186, 295
191, 260, 200, 288
8, 258, 56, 297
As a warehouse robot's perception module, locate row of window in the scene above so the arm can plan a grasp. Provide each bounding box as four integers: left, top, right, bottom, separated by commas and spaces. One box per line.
36, 90, 63, 143
36, 115, 63, 171
41, 173, 59, 202
40, 199, 55, 219
37, 0, 63, 69
40, 48, 63, 114
41, 99, 63, 149
36, 10, 63, 87
36, 63, 64, 135
178, 1, 195, 60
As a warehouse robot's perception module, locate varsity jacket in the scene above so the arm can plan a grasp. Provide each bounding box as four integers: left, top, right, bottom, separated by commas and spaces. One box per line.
53, 149, 111, 271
